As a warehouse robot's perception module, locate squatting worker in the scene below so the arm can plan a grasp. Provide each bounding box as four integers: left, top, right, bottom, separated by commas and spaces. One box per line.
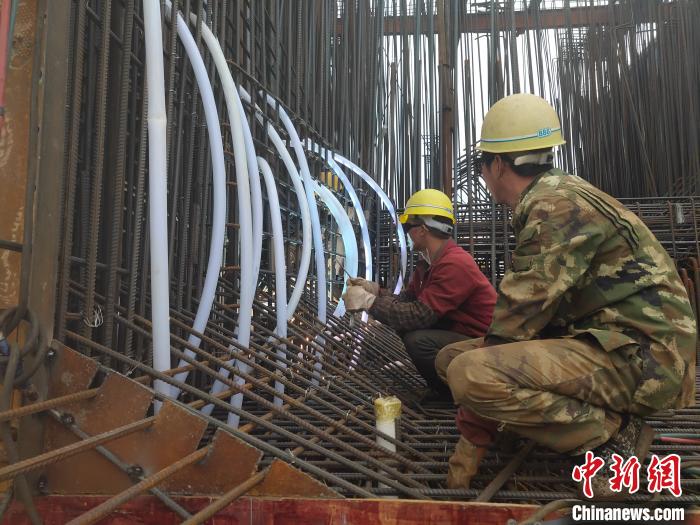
435, 93, 697, 499
342, 189, 497, 402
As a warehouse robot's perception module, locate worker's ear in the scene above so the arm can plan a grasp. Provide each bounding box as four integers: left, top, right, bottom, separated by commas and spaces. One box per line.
495, 155, 504, 178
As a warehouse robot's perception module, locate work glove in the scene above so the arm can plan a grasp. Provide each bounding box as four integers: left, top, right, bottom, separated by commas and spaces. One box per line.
342, 285, 376, 312
345, 277, 380, 296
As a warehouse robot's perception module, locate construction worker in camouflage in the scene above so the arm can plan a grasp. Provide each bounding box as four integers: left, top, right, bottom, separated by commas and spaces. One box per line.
436, 93, 697, 499
343, 189, 496, 402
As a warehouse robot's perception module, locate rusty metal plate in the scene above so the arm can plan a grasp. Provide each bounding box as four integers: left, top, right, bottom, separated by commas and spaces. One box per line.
41, 341, 104, 494
0, 0, 37, 310
71, 372, 153, 433
164, 428, 262, 495
44, 369, 154, 494
249, 459, 340, 498
47, 342, 99, 398
42, 343, 213, 496
105, 400, 207, 482
46, 399, 207, 495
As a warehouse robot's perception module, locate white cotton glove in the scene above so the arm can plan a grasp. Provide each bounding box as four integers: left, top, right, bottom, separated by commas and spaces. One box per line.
342, 285, 377, 312
345, 277, 380, 296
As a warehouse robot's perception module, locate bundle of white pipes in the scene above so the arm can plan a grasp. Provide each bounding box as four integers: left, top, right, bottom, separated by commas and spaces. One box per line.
143, 3, 408, 424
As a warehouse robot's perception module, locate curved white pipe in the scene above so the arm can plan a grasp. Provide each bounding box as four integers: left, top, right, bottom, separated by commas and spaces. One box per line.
239, 87, 312, 320
314, 181, 358, 318
240, 98, 263, 283
143, 0, 171, 401
239, 87, 318, 403
265, 96, 329, 385
333, 154, 407, 295
166, 8, 254, 422
265, 126, 314, 318
258, 157, 289, 406
264, 95, 328, 325
215, 94, 265, 425
162, 5, 228, 400
305, 141, 372, 282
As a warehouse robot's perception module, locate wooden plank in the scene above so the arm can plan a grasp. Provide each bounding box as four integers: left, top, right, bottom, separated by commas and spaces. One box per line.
8, 495, 700, 525
337, 4, 676, 35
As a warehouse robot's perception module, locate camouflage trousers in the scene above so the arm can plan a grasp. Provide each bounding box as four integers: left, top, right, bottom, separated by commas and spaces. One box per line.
436, 337, 653, 455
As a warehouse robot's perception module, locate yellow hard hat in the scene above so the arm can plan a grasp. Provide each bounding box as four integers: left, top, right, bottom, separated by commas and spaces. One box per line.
478, 93, 566, 154
399, 189, 455, 224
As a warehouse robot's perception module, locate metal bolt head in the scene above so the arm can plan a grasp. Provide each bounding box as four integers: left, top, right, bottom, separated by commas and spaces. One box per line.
127, 464, 144, 480
46, 349, 57, 361
59, 412, 74, 426
37, 475, 48, 495
23, 387, 39, 403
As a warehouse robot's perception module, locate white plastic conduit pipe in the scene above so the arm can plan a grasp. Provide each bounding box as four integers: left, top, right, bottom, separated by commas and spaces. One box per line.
143, 0, 171, 401
374, 396, 402, 452
161, 5, 249, 407
258, 157, 289, 407
305, 141, 371, 322
239, 96, 263, 281
374, 396, 402, 493
313, 181, 358, 318
171, 12, 256, 425
264, 95, 328, 326
333, 154, 408, 295
265, 96, 329, 384
238, 87, 316, 406
239, 87, 312, 320
259, 124, 312, 404
212, 94, 266, 423
305, 140, 372, 282
315, 183, 360, 366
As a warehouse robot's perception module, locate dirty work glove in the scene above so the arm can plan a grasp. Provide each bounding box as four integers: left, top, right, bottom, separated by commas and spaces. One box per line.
345, 277, 380, 296
342, 285, 376, 312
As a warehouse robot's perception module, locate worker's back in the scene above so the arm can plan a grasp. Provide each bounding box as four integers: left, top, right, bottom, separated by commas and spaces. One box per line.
489, 168, 697, 410
408, 240, 496, 337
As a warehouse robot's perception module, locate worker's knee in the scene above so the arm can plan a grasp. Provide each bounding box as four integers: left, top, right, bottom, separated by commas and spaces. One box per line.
401, 331, 429, 359
435, 338, 484, 384
446, 349, 513, 407
435, 346, 458, 382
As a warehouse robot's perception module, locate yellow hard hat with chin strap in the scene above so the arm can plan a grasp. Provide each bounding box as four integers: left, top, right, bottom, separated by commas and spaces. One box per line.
479, 93, 566, 154
399, 189, 455, 227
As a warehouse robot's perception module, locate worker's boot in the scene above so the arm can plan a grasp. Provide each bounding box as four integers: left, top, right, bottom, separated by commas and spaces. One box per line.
577, 414, 655, 501
447, 436, 487, 489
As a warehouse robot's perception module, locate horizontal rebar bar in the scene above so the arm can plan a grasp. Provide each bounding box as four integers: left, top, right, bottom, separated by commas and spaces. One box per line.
0, 417, 153, 481
0, 389, 98, 422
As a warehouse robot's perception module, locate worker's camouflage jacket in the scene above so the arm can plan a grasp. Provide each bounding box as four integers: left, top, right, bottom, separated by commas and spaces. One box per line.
486, 168, 697, 411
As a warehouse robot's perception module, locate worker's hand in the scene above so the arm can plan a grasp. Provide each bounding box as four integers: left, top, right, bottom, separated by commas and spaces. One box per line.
345, 277, 380, 296
342, 285, 377, 312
